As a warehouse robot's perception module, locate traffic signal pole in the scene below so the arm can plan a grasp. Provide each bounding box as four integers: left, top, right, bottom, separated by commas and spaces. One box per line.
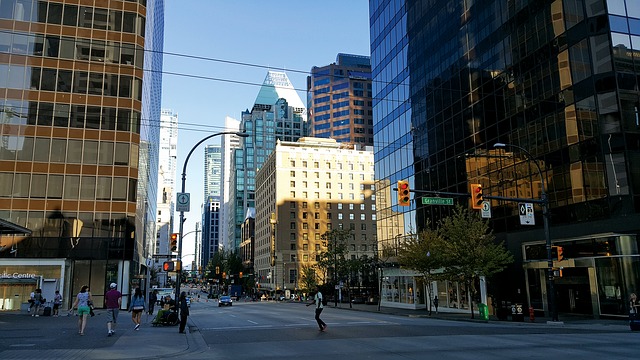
175, 131, 249, 309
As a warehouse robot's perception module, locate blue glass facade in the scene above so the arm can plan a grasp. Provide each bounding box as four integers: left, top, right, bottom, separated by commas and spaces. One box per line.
370, 0, 640, 317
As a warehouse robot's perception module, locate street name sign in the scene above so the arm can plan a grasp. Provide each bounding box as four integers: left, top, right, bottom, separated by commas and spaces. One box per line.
422, 197, 454, 205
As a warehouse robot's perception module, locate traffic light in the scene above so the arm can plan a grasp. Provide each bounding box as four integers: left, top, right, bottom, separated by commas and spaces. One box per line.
163, 261, 174, 271
397, 180, 410, 206
175, 260, 181, 271
239, 272, 243, 279
555, 246, 564, 261
215, 266, 220, 275
470, 183, 483, 210
170, 233, 178, 252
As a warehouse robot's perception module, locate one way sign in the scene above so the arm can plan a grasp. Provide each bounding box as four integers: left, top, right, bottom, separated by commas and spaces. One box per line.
519, 203, 535, 225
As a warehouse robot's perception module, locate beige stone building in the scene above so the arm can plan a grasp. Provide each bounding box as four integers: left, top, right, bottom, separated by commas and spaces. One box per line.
254, 138, 377, 295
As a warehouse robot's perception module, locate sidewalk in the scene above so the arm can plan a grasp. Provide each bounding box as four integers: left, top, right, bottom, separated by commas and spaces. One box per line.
0, 309, 207, 360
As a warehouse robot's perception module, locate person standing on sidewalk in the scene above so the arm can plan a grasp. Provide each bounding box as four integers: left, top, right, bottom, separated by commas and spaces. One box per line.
105, 283, 122, 336
71, 285, 92, 335
52, 290, 62, 317
32, 289, 44, 317
148, 289, 158, 315
306, 286, 327, 331
128, 287, 145, 330
178, 291, 189, 334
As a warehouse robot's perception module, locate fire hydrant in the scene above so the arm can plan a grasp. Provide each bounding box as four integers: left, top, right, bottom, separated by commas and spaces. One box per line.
529, 306, 535, 322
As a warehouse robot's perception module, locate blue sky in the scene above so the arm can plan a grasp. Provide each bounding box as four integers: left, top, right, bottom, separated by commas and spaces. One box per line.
161, 1, 371, 265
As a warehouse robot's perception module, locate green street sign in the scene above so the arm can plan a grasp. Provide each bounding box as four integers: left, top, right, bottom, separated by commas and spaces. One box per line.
422, 197, 454, 206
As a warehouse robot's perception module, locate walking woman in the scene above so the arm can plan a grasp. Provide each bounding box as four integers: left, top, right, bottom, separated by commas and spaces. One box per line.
128, 287, 146, 330
178, 291, 189, 333
71, 285, 92, 335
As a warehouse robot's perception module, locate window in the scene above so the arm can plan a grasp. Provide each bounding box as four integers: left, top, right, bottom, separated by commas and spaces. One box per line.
338, 203, 343, 209
302, 212, 308, 219
290, 181, 295, 187
361, 214, 366, 220
303, 254, 309, 262
290, 244, 296, 250
338, 213, 343, 220
290, 222, 296, 229
315, 234, 320, 240
326, 183, 331, 189
303, 223, 308, 230
361, 224, 366, 230
303, 161, 307, 167
314, 162, 319, 168
290, 171, 295, 177
302, 202, 307, 209
360, 204, 365, 210
315, 202, 320, 209
349, 214, 354, 220
327, 223, 332, 230
290, 160, 295, 166
315, 244, 320, 251
349, 204, 354, 210
303, 244, 308, 250
314, 212, 320, 219
290, 212, 295, 219
314, 182, 320, 188
290, 191, 295, 197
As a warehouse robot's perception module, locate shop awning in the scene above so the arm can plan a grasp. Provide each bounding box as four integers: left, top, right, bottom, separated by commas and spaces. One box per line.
0, 219, 32, 235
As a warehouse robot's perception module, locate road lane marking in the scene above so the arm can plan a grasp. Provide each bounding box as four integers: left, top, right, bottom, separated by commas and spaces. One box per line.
247, 320, 258, 324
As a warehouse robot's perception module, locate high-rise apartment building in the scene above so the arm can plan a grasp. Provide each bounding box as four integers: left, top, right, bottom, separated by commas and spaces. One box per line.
153, 109, 176, 286
370, 0, 640, 317
229, 71, 306, 251
254, 137, 377, 295
307, 53, 373, 146
0, 0, 163, 308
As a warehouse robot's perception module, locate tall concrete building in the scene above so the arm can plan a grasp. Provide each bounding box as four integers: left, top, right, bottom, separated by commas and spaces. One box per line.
307, 53, 373, 146
370, 0, 640, 316
229, 71, 307, 251
0, 0, 164, 308
254, 137, 377, 295
220, 116, 241, 252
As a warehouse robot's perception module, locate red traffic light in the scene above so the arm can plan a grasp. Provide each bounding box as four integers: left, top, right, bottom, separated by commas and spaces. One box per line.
470, 183, 483, 210
163, 261, 174, 271
170, 233, 178, 241
397, 180, 411, 206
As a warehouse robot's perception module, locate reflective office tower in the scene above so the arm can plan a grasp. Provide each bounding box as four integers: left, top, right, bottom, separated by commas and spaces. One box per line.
220, 116, 240, 251
370, 0, 640, 317
154, 109, 176, 285
202, 145, 221, 268
0, 0, 163, 308
230, 71, 306, 251
307, 53, 373, 146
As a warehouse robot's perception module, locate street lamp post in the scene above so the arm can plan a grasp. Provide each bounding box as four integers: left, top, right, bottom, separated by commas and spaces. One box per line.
176, 131, 249, 307
270, 212, 276, 300
494, 142, 557, 322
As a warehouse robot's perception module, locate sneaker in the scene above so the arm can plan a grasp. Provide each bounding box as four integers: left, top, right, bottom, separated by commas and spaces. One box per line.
107, 332, 112, 337
35, 315, 39, 317
134, 324, 140, 330
322, 325, 327, 331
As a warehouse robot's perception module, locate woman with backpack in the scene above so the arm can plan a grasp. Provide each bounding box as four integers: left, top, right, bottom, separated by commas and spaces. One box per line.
306, 286, 327, 331
128, 287, 146, 330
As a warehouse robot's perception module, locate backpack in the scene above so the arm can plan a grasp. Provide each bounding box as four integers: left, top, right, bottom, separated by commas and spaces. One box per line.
321, 293, 328, 306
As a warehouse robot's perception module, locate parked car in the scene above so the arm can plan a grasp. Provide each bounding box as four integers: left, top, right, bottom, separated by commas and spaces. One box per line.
219, 295, 232, 307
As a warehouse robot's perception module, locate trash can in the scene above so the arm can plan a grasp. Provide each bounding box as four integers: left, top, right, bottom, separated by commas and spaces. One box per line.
478, 303, 489, 321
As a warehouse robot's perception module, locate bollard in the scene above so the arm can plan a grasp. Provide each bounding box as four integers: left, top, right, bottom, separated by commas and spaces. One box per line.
529, 306, 535, 322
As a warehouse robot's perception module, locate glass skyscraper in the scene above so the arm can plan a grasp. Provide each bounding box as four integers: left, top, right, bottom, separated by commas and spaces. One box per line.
370, 0, 640, 317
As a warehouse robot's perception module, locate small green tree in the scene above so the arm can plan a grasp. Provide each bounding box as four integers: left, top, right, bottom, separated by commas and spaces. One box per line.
397, 227, 444, 315
299, 264, 318, 295
438, 205, 514, 318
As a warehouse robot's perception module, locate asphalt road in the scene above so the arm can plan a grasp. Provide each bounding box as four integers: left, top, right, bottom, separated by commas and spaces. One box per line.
187, 300, 637, 360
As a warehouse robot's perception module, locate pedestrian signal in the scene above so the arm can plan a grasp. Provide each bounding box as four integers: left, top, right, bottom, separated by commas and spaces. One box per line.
397, 180, 410, 206
470, 184, 483, 210
163, 261, 174, 271
170, 233, 178, 252
239, 272, 243, 278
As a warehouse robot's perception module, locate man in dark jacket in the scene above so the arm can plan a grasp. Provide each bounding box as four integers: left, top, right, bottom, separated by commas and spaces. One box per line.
178, 292, 189, 333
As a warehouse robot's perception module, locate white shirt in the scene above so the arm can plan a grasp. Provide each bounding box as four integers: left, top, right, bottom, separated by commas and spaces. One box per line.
314, 292, 324, 309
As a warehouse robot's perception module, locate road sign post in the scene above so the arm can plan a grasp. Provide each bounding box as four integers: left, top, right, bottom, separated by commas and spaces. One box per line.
480, 201, 491, 218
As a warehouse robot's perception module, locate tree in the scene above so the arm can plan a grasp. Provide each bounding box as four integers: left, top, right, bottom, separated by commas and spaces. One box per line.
438, 205, 513, 318
298, 264, 318, 295
317, 229, 351, 304
397, 227, 444, 315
